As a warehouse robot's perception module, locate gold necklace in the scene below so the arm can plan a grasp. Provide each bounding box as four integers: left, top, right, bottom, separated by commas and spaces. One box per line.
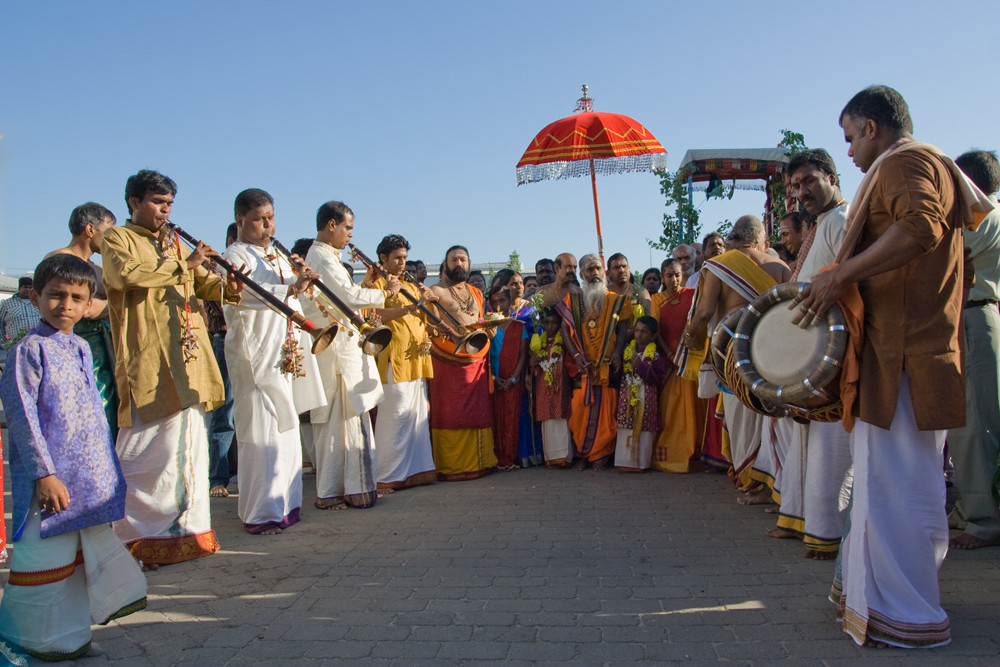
449, 284, 475, 316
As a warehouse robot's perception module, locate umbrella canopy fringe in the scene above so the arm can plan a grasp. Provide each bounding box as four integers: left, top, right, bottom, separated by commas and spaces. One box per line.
516, 154, 667, 186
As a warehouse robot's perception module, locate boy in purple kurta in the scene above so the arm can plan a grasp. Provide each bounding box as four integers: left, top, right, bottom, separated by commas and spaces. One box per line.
0, 255, 147, 661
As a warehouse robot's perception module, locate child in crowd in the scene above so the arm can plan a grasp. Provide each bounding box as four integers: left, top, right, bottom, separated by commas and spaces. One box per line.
0, 255, 147, 661
614, 316, 668, 472
529, 308, 574, 467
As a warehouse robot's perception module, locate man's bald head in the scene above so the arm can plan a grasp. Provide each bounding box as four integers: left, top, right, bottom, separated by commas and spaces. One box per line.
554, 252, 578, 286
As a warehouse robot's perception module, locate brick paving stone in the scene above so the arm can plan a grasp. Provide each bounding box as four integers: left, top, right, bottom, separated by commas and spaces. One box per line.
2, 440, 999, 665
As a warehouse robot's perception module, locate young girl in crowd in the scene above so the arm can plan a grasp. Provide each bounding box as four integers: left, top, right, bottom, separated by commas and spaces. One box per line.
529, 309, 575, 467
614, 316, 668, 472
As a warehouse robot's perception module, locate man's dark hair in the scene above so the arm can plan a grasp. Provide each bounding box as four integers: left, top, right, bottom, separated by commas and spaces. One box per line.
539, 306, 559, 320
468, 269, 484, 279
377, 234, 411, 260
536, 257, 554, 270
234, 188, 274, 218
787, 148, 840, 187
290, 237, 314, 258
702, 231, 723, 247
636, 315, 659, 334
781, 211, 812, 234
68, 202, 116, 236
607, 252, 628, 266
32, 254, 96, 297
414, 260, 425, 268
642, 267, 660, 283
956, 150, 1000, 195
18, 277, 32, 287
316, 201, 354, 231
125, 170, 177, 213
444, 245, 469, 261
226, 222, 238, 245
839, 85, 912, 137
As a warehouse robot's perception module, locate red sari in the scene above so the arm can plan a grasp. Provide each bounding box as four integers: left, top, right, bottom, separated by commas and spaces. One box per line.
491, 320, 525, 468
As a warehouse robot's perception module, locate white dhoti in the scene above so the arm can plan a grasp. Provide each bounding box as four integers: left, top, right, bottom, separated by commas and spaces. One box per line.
113, 404, 219, 564
722, 392, 763, 487
833, 374, 950, 648
374, 368, 436, 489
541, 419, 572, 467
773, 418, 806, 535
804, 420, 852, 553
313, 374, 379, 508
614, 430, 654, 472
236, 389, 304, 533
0, 506, 147, 661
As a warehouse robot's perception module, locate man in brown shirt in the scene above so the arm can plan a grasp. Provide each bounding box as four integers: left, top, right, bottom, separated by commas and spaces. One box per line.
796, 86, 961, 649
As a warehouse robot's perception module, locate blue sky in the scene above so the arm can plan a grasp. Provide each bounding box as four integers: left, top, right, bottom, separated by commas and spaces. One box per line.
2, 1, 997, 276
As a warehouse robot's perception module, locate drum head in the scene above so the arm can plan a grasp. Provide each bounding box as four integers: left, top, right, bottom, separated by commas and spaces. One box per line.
731, 282, 847, 407
750, 306, 827, 385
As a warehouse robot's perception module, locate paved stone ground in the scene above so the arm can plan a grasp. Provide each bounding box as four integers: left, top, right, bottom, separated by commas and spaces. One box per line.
1, 439, 999, 665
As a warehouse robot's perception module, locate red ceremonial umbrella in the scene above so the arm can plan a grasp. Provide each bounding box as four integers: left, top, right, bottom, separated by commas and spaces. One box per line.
516, 86, 667, 267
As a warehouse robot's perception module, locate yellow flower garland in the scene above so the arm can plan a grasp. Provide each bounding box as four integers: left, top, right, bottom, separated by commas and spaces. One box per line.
531, 331, 563, 387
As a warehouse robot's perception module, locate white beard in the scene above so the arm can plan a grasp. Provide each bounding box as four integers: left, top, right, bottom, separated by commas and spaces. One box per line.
582, 278, 606, 314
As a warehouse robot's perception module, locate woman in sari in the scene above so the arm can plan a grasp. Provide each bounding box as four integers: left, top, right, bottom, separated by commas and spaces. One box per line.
487, 284, 528, 471
650, 259, 707, 472
493, 269, 544, 466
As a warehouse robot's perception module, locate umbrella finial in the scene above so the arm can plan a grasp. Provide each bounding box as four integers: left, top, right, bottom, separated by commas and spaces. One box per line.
574, 85, 593, 113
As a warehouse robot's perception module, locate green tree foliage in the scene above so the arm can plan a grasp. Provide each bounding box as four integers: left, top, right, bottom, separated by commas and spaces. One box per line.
506, 250, 521, 272
766, 130, 809, 240
648, 167, 703, 251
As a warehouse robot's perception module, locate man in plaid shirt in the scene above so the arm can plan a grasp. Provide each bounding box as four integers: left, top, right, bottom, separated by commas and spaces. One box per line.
0, 277, 41, 347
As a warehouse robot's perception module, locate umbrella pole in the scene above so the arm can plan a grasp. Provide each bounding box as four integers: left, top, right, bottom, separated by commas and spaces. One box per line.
589, 159, 605, 268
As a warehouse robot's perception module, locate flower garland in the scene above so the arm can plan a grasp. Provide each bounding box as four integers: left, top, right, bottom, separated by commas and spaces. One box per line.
530, 330, 563, 387
622, 339, 656, 407
163, 229, 199, 362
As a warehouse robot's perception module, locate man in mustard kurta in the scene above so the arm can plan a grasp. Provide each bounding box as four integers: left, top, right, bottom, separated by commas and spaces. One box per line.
102, 170, 239, 566
560, 254, 631, 470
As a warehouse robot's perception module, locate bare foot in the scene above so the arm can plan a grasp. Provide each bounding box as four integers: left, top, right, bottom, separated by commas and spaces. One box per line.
737, 488, 774, 506
258, 527, 282, 535
210, 485, 230, 498
764, 506, 780, 514
377, 487, 396, 498
315, 498, 349, 510
950, 533, 1000, 550
805, 549, 838, 560
592, 459, 610, 472
141, 562, 160, 572
765, 527, 801, 540
571, 459, 587, 471
862, 637, 889, 648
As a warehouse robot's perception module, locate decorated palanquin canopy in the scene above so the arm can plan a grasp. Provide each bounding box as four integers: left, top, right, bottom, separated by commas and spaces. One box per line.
516, 111, 667, 185
676, 148, 790, 192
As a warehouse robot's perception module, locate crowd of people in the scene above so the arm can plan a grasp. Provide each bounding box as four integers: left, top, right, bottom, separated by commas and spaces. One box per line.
0, 84, 997, 659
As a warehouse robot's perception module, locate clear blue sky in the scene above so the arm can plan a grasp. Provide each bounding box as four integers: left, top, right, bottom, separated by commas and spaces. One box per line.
2, 1, 997, 276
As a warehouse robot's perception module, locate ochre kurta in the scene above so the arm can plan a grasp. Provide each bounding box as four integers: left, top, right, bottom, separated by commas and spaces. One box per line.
102, 222, 232, 428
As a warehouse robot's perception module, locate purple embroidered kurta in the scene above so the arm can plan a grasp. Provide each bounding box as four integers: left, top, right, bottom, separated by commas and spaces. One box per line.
0, 322, 126, 540
615, 352, 668, 431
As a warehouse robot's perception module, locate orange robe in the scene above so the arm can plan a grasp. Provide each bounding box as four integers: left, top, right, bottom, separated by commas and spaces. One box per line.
559, 292, 632, 462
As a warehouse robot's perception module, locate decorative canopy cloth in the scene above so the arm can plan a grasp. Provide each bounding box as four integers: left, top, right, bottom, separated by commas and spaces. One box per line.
516, 111, 667, 185
515, 87, 668, 266
677, 148, 790, 191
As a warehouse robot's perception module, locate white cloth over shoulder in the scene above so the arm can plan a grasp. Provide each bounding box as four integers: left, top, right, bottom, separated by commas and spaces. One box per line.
222, 242, 325, 441
797, 202, 849, 283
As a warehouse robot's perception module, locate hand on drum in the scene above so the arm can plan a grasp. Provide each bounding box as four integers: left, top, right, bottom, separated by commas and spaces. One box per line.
790, 268, 841, 330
